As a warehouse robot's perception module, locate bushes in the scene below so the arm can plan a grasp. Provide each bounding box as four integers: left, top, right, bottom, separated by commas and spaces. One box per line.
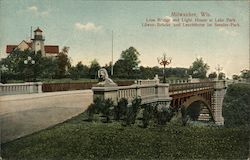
223, 83, 250, 127
86, 97, 176, 128
114, 98, 128, 120
125, 97, 142, 125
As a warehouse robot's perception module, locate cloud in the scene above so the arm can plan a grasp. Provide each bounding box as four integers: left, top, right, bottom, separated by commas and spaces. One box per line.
27, 6, 38, 12
75, 22, 102, 31
218, 28, 239, 36
27, 6, 49, 17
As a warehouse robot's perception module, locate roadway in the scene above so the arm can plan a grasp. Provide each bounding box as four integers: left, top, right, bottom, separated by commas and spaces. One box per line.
0, 90, 93, 143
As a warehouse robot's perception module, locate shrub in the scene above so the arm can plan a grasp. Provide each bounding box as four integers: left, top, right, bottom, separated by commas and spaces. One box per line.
114, 98, 128, 121
155, 104, 174, 125
181, 106, 188, 126
93, 97, 104, 114
101, 98, 115, 123
86, 103, 96, 121
223, 84, 250, 127
141, 104, 154, 128
124, 97, 142, 125
86, 97, 104, 121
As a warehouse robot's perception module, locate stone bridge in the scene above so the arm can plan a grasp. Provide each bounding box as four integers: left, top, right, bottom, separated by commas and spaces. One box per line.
92, 79, 227, 125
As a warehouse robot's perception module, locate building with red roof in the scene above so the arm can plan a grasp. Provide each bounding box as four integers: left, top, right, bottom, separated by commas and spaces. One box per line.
6, 27, 59, 57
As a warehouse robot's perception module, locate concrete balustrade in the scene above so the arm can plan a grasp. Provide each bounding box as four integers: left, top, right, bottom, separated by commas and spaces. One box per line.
136, 79, 159, 85
92, 83, 171, 105
0, 82, 42, 96
166, 79, 189, 84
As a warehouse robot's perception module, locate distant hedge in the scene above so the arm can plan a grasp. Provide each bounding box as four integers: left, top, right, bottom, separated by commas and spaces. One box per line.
223, 83, 250, 127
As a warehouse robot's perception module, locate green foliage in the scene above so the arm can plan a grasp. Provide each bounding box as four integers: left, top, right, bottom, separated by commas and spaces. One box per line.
155, 105, 174, 125
56, 46, 71, 78
114, 98, 128, 120
121, 46, 140, 68
141, 104, 154, 128
232, 74, 240, 80
86, 97, 104, 121
86, 103, 96, 121
218, 72, 226, 80
125, 97, 142, 125
101, 99, 115, 123
208, 72, 217, 79
223, 83, 250, 127
114, 47, 140, 78
2, 112, 250, 159
240, 69, 250, 79
68, 62, 89, 80
114, 59, 129, 78
188, 58, 209, 79
181, 106, 188, 126
0, 49, 60, 82
89, 59, 101, 79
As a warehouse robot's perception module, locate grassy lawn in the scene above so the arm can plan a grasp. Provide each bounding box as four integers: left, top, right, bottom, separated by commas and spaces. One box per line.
2, 112, 249, 160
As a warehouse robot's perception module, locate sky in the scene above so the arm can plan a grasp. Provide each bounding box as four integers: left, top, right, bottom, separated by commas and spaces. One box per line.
0, 0, 249, 78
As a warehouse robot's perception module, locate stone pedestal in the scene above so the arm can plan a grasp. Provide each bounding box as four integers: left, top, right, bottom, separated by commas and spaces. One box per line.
92, 87, 119, 104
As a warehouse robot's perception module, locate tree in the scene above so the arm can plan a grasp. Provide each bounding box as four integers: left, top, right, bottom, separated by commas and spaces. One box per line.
0, 49, 46, 81
223, 84, 250, 127
69, 61, 89, 79
218, 72, 226, 80
141, 104, 154, 128
125, 97, 141, 125
114, 59, 128, 78
240, 69, 250, 79
89, 59, 101, 79
38, 56, 58, 79
114, 98, 128, 121
114, 47, 140, 78
56, 46, 71, 78
101, 99, 114, 123
208, 72, 217, 79
232, 74, 240, 80
188, 58, 209, 79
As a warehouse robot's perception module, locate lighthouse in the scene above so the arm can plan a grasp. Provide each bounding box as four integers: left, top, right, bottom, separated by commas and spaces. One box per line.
6, 27, 59, 57
31, 27, 45, 56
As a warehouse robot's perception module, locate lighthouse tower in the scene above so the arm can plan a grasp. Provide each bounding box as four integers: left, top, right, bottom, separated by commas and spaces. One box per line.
32, 27, 45, 56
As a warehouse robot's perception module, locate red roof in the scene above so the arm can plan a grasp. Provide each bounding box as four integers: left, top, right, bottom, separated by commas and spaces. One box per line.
34, 27, 43, 32
44, 45, 59, 54
6, 44, 59, 54
6, 41, 32, 53
6, 45, 17, 53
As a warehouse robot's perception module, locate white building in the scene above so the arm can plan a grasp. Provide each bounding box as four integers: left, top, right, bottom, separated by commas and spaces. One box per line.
6, 27, 59, 57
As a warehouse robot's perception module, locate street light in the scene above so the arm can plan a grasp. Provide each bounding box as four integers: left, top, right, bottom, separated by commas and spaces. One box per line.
132, 66, 140, 82
215, 64, 223, 80
24, 56, 35, 82
157, 53, 172, 83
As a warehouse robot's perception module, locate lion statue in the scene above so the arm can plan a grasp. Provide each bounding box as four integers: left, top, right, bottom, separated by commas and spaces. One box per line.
96, 68, 117, 87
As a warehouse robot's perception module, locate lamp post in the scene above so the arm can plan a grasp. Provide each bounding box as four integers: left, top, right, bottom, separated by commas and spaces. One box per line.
24, 56, 35, 82
157, 53, 172, 83
132, 66, 140, 82
215, 64, 223, 80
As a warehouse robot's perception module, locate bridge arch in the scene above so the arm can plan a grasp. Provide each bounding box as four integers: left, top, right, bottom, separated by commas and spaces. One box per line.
181, 96, 215, 122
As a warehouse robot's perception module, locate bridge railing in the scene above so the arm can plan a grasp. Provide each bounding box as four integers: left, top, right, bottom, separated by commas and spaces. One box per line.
169, 81, 214, 94
0, 82, 42, 96
92, 83, 171, 105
